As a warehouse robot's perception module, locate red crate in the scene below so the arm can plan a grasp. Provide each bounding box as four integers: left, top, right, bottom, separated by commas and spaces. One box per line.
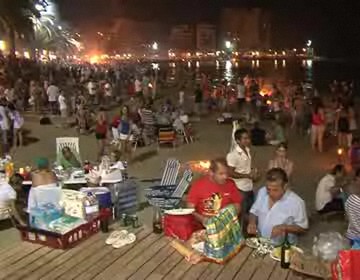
17, 216, 101, 249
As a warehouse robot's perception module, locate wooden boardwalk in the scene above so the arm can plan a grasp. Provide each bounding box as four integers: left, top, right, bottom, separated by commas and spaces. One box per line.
0, 227, 317, 280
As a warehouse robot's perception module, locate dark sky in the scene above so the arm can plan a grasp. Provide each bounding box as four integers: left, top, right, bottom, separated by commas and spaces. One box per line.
56, 0, 360, 57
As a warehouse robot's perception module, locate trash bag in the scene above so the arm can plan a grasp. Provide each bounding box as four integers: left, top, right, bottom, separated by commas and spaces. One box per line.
312, 232, 349, 261
332, 250, 360, 280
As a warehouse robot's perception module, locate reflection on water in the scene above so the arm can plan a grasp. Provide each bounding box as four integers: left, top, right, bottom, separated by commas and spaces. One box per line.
163, 59, 360, 90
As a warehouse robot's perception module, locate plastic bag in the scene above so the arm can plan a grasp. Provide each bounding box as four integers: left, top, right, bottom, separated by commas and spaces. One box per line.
312, 232, 349, 261
332, 250, 360, 280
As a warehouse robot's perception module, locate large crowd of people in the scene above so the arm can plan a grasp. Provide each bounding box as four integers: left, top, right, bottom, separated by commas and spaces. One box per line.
1, 51, 360, 249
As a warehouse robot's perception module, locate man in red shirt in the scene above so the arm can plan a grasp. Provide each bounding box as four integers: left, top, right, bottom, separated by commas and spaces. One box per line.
187, 158, 242, 226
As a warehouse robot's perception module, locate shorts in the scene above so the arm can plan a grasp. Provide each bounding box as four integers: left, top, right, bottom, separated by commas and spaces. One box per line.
95, 133, 106, 140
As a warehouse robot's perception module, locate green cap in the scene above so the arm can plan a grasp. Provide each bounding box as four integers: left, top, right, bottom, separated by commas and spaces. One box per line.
35, 157, 49, 169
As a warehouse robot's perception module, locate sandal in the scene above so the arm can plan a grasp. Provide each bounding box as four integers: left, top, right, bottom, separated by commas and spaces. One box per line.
112, 233, 136, 249
105, 230, 128, 245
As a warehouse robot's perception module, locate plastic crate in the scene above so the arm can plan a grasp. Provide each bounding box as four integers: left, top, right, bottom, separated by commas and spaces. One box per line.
17, 216, 101, 249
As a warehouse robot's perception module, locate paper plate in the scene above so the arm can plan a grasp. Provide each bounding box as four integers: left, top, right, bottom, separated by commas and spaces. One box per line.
164, 208, 195, 215
270, 246, 304, 262
245, 237, 271, 249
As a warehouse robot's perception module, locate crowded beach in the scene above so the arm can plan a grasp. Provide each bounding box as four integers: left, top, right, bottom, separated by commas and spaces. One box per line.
0, 53, 359, 279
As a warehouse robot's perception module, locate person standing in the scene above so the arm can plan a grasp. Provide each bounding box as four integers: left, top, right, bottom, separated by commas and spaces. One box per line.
194, 84, 203, 116
237, 78, 246, 112
227, 129, 258, 222
311, 101, 325, 152
58, 91, 67, 127
47, 82, 59, 115
8, 103, 24, 149
0, 99, 10, 155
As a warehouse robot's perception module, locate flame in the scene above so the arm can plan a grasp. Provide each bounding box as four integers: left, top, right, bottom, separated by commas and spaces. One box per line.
198, 160, 210, 170
188, 160, 211, 173
337, 148, 343, 156
266, 100, 272, 105
259, 88, 272, 97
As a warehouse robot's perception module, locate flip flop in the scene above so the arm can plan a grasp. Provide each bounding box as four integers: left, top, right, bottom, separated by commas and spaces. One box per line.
105, 230, 128, 245
112, 233, 136, 249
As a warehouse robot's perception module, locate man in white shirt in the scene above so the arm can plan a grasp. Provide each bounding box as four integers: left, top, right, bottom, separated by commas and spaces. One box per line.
315, 164, 345, 214
248, 168, 308, 244
47, 82, 59, 114
227, 129, 258, 216
87, 80, 97, 104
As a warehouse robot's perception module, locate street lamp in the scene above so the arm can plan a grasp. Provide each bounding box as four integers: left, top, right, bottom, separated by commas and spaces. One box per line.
152, 42, 158, 50
225, 40, 232, 49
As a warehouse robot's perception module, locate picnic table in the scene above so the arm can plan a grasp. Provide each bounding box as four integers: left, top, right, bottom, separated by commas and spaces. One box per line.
0, 226, 318, 280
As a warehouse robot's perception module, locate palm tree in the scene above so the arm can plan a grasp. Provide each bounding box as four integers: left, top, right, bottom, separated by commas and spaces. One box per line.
0, 0, 40, 56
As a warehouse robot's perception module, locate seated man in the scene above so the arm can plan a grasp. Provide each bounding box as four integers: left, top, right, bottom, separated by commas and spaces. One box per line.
28, 157, 60, 211
315, 164, 345, 214
58, 146, 81, 169
247, 168, 308, 244
187, 158, 242, 226
251, 122, 267, 146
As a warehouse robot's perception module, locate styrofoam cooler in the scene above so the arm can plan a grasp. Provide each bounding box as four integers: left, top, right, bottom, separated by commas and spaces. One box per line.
80, 187, 112, 208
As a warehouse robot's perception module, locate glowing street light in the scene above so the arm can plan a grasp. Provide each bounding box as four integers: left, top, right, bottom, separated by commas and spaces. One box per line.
225, 40, 232, 49
152, 42, 158, 50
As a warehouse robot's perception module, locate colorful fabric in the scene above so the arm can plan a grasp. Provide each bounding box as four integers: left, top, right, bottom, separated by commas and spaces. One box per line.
204, 204, 243, 264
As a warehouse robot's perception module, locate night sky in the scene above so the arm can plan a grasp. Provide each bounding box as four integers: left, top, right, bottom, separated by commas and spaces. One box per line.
56, 0, 360, 58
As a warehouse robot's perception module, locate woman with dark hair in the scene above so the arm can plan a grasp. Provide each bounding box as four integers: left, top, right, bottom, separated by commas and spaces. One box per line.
311, 102, 325, 152
268, 143, 294, 178
118, 105, 133, 162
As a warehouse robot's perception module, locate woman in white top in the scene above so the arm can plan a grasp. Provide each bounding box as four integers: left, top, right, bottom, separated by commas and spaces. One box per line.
268, 142, 294, 178
8, 103, 24, 148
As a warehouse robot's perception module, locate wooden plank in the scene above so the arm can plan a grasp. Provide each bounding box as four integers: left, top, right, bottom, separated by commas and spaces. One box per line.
22, 230, 105, 280
92, 231, 162, 280
0, 247, 52, 280
0, 244, 43, 270
233, 253, 264, 280
145, 250, 183, 280
39, 235, 111, 280
162, 258, 192, 280
268, 263, 290, 280
111, 236, 170, 280
181, 262, 210, 280
198, 263, 224, 280
128, 243, 175, 280
251, 255, 277, 280
286, 270, 306, 280
216, 246, 253, 280
0, 243, 41, 264
7, 249, 64, 280
74, 228, 150, 280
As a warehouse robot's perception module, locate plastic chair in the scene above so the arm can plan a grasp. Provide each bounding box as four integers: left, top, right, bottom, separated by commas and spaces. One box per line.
158, 127, 177, 150
56, 137, 81, 163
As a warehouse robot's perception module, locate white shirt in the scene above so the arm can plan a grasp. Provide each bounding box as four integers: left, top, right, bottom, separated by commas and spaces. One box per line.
58, 94, 67, 111
104, 83, 112, 97
179, 90, 185, 105
47, 85, 59, 102
345, 194, 360, 240
226, 145, 253, 191
0, 106, 9, 130
0, 181, 16, 208
135, 79, 142, 92
237, 84, 246, 99
250, 187, 308, 243
9, 111, 24, 129
87, 81, 97, 96
315, 174, 336, 211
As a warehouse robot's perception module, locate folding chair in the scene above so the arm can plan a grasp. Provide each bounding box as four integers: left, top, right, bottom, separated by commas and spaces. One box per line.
158, 127, 177, 150
56, 137, 82, 163
146, 168, 193, 209
160, 158, 180, 186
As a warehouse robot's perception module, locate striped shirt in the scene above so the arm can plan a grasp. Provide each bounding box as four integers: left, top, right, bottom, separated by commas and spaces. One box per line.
345, 194, 360, 240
